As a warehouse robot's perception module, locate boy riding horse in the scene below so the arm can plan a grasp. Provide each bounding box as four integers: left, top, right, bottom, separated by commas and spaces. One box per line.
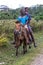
14, 8, 31, 56
25, 7, 37, 47
14, 8, 37, 56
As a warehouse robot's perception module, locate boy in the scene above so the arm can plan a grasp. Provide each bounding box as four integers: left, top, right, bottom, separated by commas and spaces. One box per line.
17, 8, 29, 44
25, 7, 37, 47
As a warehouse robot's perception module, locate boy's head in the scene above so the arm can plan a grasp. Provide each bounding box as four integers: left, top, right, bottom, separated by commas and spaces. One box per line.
20, 8, 25, 16
25, 7, 28, 12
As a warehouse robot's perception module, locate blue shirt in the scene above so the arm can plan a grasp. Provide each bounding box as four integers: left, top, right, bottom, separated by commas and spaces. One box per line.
17, 15, 28, 25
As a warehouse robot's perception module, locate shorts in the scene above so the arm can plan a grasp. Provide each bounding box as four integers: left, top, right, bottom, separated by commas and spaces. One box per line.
24, 24, 28, 29
24, 24, 31, 31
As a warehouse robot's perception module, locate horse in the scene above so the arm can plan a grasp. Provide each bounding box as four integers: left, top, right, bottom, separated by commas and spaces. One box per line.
14, 25, 31, 56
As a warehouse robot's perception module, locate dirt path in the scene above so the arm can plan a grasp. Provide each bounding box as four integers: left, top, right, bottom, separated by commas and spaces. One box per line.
31, 54, 43, 65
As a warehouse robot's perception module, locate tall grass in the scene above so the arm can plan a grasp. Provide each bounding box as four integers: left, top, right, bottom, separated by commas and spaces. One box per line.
0, 19, 43, 46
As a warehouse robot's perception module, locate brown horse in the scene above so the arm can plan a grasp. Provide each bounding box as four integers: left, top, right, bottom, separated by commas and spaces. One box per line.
14, 26, 30, 56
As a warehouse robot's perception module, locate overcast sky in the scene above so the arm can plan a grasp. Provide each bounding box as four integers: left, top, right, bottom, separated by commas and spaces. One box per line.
0, 0, 43, 9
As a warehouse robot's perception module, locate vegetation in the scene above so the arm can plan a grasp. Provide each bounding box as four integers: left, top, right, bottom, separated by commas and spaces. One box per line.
0, 4, 43, 65
0, 31, 43, 65
0, 5, 43, 20
30, 19, 43, 32
0, 19, 43, 46
0, 19, 43, 65
0, 37, 8, 46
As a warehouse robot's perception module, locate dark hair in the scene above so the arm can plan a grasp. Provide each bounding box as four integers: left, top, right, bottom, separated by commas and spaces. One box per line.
20, 8, 25, 16
25, 7, 28, 10
15, 21, 20, 24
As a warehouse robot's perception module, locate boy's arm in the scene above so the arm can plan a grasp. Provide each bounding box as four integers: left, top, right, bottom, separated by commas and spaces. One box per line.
27, 14, 31, 24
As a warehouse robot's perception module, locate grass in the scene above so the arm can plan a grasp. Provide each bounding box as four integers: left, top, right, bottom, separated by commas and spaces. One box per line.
0, 31, 43, 65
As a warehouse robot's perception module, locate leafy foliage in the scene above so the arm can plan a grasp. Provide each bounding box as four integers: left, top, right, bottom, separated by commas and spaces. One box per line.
0, 19, 43, 46
0, 34, 8, 46
0, 5, 43, 20
30, 19, 43, 32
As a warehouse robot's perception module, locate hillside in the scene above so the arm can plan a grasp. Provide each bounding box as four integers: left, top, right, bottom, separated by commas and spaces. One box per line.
0, 5, 9, 11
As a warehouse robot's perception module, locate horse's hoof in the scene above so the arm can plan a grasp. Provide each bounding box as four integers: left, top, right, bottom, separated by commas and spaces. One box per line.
29, 46, 31, 49
34, 44, 37, 48
34, 45, 37, 48
16, 53, 18, 56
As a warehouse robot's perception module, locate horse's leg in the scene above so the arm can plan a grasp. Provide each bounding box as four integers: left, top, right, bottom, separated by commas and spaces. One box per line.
26, 29, 32, 49
16, 40, 20, 56
29, 42, 31, 49
23, 30, 29, 44
15, 35, 20, 56
24, 40, 27, 53
23, 43, 25, 54
25, 44, 27, 53
16, 47, 19, 56
14, 32, 18, 56
23, 39, 27, 54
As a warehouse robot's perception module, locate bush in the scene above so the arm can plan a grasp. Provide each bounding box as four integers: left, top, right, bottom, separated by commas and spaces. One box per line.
0, 20, 15, 34
30, 19, 43, 32
34, 16, 43, 21
0, 37, 8, 46
0, 19, 43, 45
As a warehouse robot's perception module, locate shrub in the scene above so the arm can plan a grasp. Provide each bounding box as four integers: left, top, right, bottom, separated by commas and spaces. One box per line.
0, 34, 8, 46
30, 19, 43, 32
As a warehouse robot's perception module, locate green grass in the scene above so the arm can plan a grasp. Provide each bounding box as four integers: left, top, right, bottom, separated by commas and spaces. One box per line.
0, 31, 43, 65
